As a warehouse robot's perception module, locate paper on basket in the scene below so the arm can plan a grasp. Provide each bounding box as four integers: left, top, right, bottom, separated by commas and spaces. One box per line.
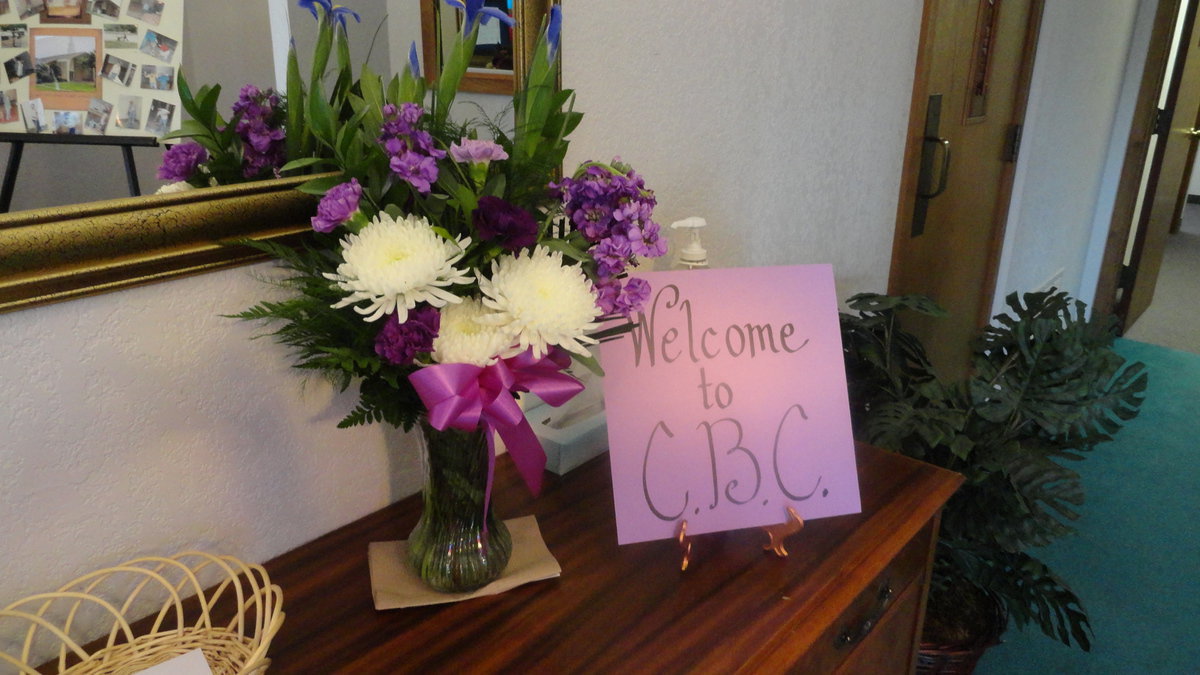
134, 648, 213, 675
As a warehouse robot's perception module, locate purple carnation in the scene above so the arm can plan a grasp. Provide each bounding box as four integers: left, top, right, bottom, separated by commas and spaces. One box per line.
312, 178, 362, 233
157, 142, 208, 182
449, 138, 508, 165
375, 305, 440, 366
473, 196, 539, 252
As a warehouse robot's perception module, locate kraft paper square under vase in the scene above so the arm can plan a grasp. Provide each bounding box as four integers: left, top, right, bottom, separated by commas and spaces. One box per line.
368, 515, 561, 609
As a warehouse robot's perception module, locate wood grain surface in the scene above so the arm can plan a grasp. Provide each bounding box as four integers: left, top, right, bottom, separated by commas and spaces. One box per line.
263, 443, 962, 674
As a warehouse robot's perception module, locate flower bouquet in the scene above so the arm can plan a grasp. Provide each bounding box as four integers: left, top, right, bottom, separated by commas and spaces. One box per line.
165, 1, 666, 592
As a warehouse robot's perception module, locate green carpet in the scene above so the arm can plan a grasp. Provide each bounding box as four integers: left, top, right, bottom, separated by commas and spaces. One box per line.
976, 339, 1200, 674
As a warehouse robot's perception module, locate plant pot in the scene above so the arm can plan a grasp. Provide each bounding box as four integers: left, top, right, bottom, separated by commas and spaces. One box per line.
407, 418, 512, 592
916, 585, 1008, 674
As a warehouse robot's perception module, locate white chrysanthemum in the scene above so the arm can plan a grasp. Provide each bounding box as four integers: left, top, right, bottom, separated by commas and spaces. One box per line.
323, 212, 472, 322
432, 298, 515, 366
154, 181, 195, 194
477, 246, 601, 357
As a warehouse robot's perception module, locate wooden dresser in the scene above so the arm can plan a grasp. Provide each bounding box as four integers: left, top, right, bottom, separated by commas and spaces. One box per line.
263, 443, 961, 673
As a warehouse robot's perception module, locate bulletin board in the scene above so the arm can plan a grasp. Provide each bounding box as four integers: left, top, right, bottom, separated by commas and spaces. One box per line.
0, 0, 182, 137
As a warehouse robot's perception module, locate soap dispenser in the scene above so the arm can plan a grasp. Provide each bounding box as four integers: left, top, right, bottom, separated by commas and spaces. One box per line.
670, 217, 709, 270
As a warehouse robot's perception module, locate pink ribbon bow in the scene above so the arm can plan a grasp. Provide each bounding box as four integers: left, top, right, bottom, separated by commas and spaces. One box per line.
409, 348, 585, 506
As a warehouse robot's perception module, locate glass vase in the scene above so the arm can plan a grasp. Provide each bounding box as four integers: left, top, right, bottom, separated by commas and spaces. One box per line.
407, 418, 512, 593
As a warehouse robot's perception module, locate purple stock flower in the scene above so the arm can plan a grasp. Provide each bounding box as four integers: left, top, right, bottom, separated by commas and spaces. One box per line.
473, 196, 539, 252
378, 103, 445, 194
311, 178, 362, 233
389, 152, 440, 194
232, 85, 286, 178
449, 138, 508, 165
552, 156, 667, 261
375, 305, 440, 366
445, 0, 515, 34
157, 141, 208, 182
592, 237, 633, 278
594, 276, 652, 318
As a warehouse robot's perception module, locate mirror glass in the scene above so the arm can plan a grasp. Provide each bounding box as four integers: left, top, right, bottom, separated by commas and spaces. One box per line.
1, 0, 554, 314
0, 1, 279, 213
421, 0, 517, 95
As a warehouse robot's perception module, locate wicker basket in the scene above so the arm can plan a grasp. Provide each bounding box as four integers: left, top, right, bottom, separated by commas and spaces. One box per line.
1, 552, 284, 675
915, 592, 1007, 675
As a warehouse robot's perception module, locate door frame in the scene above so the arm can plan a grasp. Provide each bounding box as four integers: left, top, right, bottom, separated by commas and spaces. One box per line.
1093, 0, 1193, 325
888, 0, 1046, 330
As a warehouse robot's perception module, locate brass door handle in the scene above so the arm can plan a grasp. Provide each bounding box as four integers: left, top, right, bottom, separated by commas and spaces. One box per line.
917, 136, 951, 199
1187, 128, 1200, 137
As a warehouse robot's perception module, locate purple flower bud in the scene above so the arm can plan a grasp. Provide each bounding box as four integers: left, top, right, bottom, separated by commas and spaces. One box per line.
311, 178, 362, 233
375, 305, 440, 366
473, 196, 539, 252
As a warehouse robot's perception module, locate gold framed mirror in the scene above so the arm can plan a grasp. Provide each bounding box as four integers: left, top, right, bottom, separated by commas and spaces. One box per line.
420, 0, 553, 94
0, 0, 555, 316
0, 176, 316, 313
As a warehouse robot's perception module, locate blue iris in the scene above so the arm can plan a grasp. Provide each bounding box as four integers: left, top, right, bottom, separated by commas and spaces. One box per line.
444, 0, 515, 35
408, 42, 421, 78
546, 5, 561, 61
329, 4, 361, 29
297, 0, 360, 30
297, 0, 331, 20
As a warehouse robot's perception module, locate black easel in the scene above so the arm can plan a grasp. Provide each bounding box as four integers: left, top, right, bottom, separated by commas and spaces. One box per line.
0, 132, 160, 213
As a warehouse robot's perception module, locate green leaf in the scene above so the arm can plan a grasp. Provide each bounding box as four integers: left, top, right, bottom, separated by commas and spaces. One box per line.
306, 80, 337, 149
296, 174, 347, 196
280, 157, 335, 173
310, 13, 333, 87
177, 71, 196, 113
286, 43, 309, 161
433, 24, 478, 127
539, 237, 590, 264
196, 83, 223, 126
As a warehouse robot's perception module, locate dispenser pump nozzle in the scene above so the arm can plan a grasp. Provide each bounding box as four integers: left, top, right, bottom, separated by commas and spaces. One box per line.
670, 217, 709, 269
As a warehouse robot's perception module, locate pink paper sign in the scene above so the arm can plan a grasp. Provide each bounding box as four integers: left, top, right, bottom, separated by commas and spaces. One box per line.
599, 265, 861, 545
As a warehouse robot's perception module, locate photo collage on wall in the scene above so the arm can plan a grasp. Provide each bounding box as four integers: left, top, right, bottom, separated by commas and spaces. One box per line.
0, 0, 182, 137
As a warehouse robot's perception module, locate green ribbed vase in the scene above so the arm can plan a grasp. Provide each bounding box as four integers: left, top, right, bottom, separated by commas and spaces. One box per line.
407, 418, 512, 593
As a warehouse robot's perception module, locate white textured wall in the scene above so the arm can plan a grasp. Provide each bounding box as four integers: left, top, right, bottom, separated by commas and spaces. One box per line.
1, 0, 924, 615
561, 1, 922, 296
0, 265, 423, 612
993, 0, 1144, 312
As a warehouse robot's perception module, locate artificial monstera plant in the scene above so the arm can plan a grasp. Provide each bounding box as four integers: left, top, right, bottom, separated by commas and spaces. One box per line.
839, 290, 1147, 652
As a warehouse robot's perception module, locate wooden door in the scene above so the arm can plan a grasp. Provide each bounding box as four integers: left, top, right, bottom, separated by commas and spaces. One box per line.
889, 0, 1043, 377
1120, 2, 1200, 328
